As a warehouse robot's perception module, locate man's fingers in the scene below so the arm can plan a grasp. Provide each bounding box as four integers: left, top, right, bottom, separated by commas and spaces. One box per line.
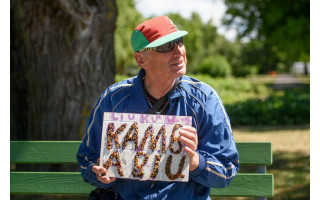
183, 145, 195, 157
179, 127, 198, 151
180, 135, 197, 151
92, 165, 107, 174
98, 174, 115, 183
181, 126, 196, 132
97, 174, 116, 184
93, 166, 116, 184
180, 126, 197, 139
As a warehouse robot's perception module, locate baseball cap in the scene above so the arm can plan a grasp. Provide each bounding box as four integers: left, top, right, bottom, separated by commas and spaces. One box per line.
131, 16, 188, 52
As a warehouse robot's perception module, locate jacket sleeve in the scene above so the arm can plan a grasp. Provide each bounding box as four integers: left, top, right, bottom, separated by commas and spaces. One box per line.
77, 93, 118, 189
189, 90, 240, 188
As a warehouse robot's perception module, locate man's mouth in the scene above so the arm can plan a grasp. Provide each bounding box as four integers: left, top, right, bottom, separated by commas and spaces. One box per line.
171, 60, 184, 67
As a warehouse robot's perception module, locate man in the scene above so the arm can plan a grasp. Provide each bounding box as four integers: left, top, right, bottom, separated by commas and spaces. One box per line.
77, 16, 239, 200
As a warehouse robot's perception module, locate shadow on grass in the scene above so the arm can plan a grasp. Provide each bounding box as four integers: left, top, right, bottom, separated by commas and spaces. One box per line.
269, 151, 310, 200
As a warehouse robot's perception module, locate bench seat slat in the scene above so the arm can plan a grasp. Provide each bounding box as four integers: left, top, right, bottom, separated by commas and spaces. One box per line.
211, 173, 274, 197
11, 172, 273, 197
10, 141, 272, 165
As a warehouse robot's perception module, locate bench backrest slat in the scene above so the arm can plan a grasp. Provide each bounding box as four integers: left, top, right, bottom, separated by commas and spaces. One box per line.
236, 142, 272, 165
10, 141, 272, 165
11, 141, 80, 164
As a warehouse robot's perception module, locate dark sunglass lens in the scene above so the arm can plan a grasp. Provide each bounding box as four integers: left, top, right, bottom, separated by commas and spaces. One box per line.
156, 40, 175, 53
177, 37, 183, 44
155, 37, 183, 53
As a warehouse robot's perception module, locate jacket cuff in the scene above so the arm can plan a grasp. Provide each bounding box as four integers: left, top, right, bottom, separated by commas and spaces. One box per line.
189, 153, 205, 177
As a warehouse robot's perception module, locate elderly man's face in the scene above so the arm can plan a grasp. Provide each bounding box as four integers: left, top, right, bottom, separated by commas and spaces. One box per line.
142, 43, 187, 80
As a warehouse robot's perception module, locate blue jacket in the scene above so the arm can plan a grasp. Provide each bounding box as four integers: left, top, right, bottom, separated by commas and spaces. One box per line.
77, 69, 239, 200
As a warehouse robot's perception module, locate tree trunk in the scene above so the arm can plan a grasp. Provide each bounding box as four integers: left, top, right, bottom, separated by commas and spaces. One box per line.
11, 0, 117, 140
304, 62, 308, 75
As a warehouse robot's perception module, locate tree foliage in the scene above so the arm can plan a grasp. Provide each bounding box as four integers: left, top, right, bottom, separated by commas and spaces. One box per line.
240, 40, 281, 74
223, 0, 310, 63
168, 13, 217, 73
114, 0, 309, 77
115, 0, 145, 75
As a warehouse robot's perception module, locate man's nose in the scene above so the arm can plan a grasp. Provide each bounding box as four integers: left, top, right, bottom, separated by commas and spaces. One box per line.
172, 43, 184, 53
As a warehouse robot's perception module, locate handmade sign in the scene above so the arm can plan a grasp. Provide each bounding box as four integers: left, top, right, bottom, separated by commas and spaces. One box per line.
99, 112, 192, 182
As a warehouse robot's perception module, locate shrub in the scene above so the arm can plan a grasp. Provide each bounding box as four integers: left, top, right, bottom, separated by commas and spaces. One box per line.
233, 65, 259, 77
224, 86, 310, 126
116, 73, 310, 126
189, 74, 310, 126
199, 56, 232, 78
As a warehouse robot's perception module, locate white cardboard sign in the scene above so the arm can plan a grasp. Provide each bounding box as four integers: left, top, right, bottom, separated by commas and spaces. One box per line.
99, 112, 192, 182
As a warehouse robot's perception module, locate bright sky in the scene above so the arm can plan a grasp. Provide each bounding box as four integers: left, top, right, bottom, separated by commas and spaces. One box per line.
135, 0, 237, 41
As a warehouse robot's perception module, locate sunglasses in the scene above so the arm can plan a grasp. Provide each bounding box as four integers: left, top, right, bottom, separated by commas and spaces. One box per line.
140, 37, 184, 53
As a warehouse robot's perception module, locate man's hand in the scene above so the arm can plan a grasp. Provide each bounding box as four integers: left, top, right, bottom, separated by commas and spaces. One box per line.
179, 126, 199, 171
92, 159, 116, 184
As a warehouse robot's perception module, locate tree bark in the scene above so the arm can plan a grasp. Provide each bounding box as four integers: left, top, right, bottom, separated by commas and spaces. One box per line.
304, 62, 308, 75
11, 0, 117, 140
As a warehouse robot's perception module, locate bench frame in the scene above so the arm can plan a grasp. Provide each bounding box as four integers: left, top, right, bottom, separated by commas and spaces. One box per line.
10, 141, 274, 199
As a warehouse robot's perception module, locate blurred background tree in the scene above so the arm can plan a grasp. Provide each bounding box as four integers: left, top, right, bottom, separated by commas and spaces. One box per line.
113, 0, 309, 77
223, 0, 310, 74
115, 0, 145, 75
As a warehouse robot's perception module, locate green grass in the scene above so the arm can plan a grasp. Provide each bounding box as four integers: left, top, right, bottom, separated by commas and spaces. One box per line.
212, 125, 310, 200
215, 153, 310, 200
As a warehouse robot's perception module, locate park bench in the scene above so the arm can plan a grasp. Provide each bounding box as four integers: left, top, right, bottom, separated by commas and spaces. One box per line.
10, 141, 273, 199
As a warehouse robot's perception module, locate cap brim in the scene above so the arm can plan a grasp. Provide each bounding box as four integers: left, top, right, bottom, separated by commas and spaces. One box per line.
145, 30, 188, 48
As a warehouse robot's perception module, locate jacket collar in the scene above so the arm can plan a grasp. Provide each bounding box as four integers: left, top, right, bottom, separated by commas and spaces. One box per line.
127, 68, 183, 113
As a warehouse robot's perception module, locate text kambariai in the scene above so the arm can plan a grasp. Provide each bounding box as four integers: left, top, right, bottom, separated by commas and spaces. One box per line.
99, 112, 192, 182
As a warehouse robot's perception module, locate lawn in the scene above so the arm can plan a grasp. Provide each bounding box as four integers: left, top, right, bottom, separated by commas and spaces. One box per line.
215, 125, 310, 200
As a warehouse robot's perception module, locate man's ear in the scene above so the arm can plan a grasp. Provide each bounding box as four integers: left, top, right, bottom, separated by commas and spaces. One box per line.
134, 52, 146, 68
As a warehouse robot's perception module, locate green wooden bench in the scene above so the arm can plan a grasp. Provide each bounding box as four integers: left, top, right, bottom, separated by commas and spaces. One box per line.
10, 141, 273, 199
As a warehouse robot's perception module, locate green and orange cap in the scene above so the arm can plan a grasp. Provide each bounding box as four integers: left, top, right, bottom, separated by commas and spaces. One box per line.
131, 16, 188, 52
